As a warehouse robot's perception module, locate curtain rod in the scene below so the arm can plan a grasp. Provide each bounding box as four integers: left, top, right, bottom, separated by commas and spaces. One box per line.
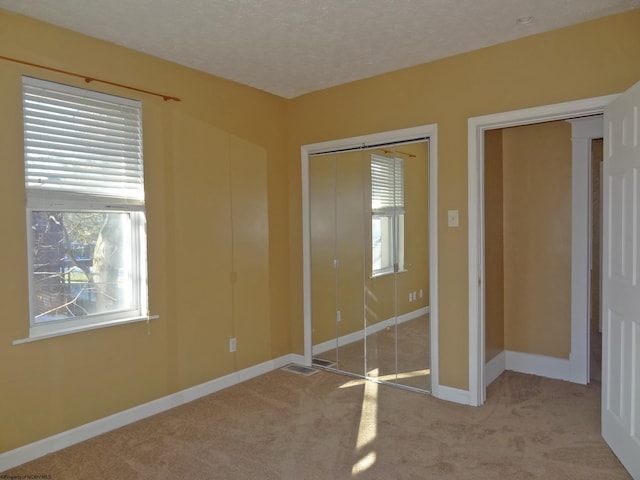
0, 54, 181, 102
376, 148, 416, 158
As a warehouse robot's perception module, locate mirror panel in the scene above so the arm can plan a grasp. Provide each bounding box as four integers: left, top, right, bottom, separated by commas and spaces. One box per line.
334, 150, 366, 375
310, 154, 338, 368
364, 273, 398, 382
394, 142, 431, 391
365, 147, 402, 384
310, 151, 366, 375
310, 140, 431, 394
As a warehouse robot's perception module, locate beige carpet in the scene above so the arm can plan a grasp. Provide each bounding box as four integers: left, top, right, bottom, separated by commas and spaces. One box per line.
2, 369, 630, 479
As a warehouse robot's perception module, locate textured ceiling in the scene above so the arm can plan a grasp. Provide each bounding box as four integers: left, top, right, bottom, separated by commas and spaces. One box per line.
1, 0, 639, 98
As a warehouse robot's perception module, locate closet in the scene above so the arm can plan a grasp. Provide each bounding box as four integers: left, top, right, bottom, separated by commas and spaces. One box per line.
309, 140, 431, 392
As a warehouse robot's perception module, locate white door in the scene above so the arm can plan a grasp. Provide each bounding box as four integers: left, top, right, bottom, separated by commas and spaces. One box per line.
602, 79, 640, 480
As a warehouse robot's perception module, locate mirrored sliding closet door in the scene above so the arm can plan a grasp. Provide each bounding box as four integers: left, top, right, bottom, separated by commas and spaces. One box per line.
310, 140, 431, 393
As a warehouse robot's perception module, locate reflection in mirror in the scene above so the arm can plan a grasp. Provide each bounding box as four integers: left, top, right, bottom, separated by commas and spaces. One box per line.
309, 154, 338, 369
310, 151, 365, 376
365, 149, 403, 384
364, 142, 430, 391
363, 149, 404, 382
393, 142, 430, 391
310, 140, 430, 394
334, 151, 366, 375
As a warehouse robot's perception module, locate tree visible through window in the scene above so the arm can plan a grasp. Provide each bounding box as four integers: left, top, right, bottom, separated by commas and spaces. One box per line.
31, 212, 133, 321
23, 76, 147, 337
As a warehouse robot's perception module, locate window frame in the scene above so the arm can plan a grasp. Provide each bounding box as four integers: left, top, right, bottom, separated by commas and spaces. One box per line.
372, 212, 394, 276
371, 154, 405, 277
21, 76, 149, 340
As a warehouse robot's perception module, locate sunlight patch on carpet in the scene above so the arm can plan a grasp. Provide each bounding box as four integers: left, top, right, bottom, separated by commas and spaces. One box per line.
339, 378, 367, 388
352, 368, 379, 475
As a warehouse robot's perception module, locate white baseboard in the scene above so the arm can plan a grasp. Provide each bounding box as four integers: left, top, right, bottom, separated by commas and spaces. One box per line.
505, 350, 572, 382
484, 351, 506, 387
483, 350, 572, 386
433, 348, 570, 405
434, 384, 471, 405
312, 306, 430, 356
0, 353, 304, 473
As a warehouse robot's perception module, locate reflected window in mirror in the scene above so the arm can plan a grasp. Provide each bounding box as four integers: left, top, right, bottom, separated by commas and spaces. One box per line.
371, 154, 405, 276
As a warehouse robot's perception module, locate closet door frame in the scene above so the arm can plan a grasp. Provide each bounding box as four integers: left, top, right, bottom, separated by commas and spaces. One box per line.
301, 123, 440, 395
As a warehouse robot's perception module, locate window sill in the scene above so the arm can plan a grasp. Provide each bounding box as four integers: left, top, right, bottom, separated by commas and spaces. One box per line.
12, 315, 160, 345
371, 268, 408, 279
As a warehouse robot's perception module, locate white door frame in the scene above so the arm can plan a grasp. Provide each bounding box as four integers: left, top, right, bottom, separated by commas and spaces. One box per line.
467, 95, 618, 406
301, 124, 440, 396
567, 116, 605, 385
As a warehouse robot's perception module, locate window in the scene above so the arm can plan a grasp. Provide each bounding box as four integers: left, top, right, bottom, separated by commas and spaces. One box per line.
371, 154, 404, 276
23, 76, 148, 338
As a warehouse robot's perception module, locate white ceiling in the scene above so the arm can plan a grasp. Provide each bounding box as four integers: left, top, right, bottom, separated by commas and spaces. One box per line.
1, 0, 639, 98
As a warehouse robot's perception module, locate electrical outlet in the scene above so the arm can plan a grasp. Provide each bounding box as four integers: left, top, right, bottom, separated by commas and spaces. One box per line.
419, 289, 423, 298
229, 337, 236, 352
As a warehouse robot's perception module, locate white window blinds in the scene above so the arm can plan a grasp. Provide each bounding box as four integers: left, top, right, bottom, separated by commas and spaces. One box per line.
22, 76, 144, 205
371, 154, 404, 212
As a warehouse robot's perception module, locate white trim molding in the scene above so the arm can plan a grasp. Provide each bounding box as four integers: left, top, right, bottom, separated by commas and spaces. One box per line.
0, 353, 305, 473
436, 385, 471, 405
567, 116, 603, 385
485, 351, 506, 387
485, 350, 575, 387
468, 94, 618, 406
504, 351, 572, 382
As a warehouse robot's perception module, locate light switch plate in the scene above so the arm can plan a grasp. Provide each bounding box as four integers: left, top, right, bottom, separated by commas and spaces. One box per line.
448, 210, 459, 227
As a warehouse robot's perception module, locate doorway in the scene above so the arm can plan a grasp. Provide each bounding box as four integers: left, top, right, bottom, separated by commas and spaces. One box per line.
467, 95, 617, 406
482, 119, 603, 392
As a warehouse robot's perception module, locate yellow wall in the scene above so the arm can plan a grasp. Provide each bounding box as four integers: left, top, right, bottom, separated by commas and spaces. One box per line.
484, 122, 572, 362
287, 9, 640, 389
484, 129, 505, 362
2, 5, 640, 456
0, 9, 289, 453
502, 121, 572, 358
